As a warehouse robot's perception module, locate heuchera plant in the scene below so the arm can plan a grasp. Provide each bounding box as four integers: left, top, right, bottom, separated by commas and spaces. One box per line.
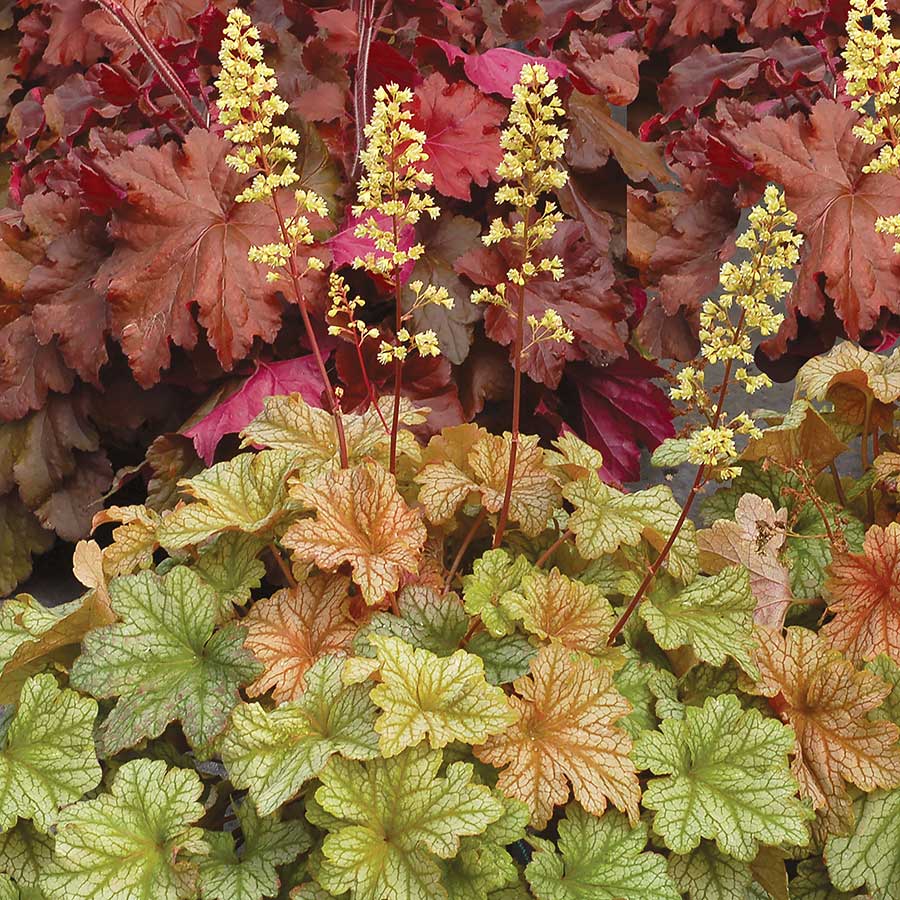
4, 6, 900, 899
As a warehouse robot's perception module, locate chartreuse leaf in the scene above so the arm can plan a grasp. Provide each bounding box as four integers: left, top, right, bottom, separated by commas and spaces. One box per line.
668, 841, 752, 900
313, 746, 505, 900
826, 787, 900, 899
0, 591, 114, 704
640, 567, 759, 676
439, 795, 528, 900
284, 463, 427, 606
367, 634, 519, 757
563, 477, 698, 581
792, 858, 855, 900
0, 675, 99, 833
868, 654, 900, 725
70, 566, 262, 753
41, 759, 208, 900
157, 449, 296, 550
525, 805, 680, 900
633, 694, 811, 860
462, 549, 532, 638
474, 644, 640, 829
192, 532, 266, 618
198, 802, 310, 900
357, 585, 469, 657
0, 821, 53, 896
356, 586, 535, 686
222, 655, 379, 816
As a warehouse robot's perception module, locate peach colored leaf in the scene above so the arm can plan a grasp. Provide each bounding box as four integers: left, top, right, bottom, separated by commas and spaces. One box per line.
823, 523, 900, 665
416, 430, 560, 537
751, 626, 900, 831
500, 567, 615, 654
474, 644, 640, 829
283, 464, 427, 606
698, 494, 794, 628
243, 575, 357, 704
91, 504, 161, 579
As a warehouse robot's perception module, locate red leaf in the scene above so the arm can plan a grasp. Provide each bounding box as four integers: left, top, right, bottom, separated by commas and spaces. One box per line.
569, 354, 675, 484
412, 73, 506, 202
420, 38, 568, 98
456, 221, 626, 389
95, 130, 320, 387
329, 210, 416, 285
183, 356, 326, 464
736, 100, 900, 340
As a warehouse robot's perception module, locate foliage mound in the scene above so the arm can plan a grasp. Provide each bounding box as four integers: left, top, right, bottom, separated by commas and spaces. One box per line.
5, 1, 900, 899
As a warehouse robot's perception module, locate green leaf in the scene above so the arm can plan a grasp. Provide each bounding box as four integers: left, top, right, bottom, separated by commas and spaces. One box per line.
632, 694, 811, 860
41, 759, 208, 900
651, 438, 693, 468
70, 566, 262, 753
314, 746, 505, 900
462, 550, 532, 638
640, 567, 759, 676
826, 788, 900, 899
525, 805, 680, 900
0, 497, 52, 596
198, 803, 310, 900
614, 654, 678, 740
439, 795, 528, 900
222, 655, 379, 816
356, 586, 468, 657
669, 841, 752, 900
791, 858, 855, 900
0, 821, 53, 893
563, 477, 698, 581
868, 655, 900, 726
465, 632, 536, 686
192, 532, 266, 618
0, 674, 99, 833
367, 634, 519, 757
157, 449, 295, 550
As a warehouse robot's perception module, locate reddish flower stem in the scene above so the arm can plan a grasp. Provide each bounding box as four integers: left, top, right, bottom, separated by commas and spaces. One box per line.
94, 0, 209, 130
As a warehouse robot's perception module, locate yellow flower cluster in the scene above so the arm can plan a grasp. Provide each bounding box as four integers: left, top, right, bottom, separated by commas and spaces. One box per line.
353, 83, 453, 367
844, 0, 900, 173
526, 309, 574, 349
326, 273, 379, 342
378, 329, 441, 365
471, 63, 571, 348
352, 84, 440, 277
215, 9, 327, 280
674, 185, 802, 478
844, 0, 900, 250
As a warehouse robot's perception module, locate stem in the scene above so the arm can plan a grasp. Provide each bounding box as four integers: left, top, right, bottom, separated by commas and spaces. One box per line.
829, 462, 848, 507
443, 509, 488, 594
607, 469, 706, 645
354, 332, 389, 432
862, 395, 875, 522
268, 544, 297, 588
254, 137, 349, 467
493, 216, 530, 549
535, 529, 574, 568
389, 212, 403, 474
94, 0, 208, 130
609, 318, 745, 643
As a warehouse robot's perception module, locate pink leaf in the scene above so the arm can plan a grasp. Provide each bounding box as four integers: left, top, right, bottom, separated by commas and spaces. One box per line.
420, 38, 569, 98
329, 210, 416, 285
184, 356, 324, 464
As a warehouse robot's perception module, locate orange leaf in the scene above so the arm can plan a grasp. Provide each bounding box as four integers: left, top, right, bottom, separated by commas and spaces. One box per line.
283, 464, 427, 606
473, 644, 639, 828
243, 574, 358, 703
752, 626, 900, 830
823, 523, 900, 665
